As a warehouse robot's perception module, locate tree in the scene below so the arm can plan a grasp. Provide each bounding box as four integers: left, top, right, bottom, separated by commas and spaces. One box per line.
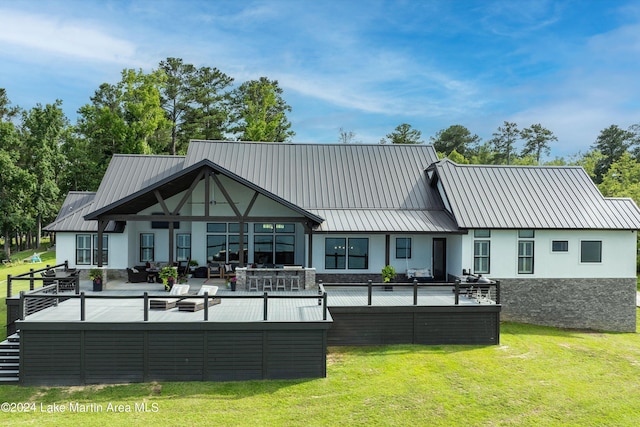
19, 100, 69, 247
384, 123, 423, 144
520, 123, 557, 164
338, 128, 359, 144
591, 124, 635, 183
230, 77, 294, 142
598, 152, 640, 203
430, 124, 480, 156
179, 66, 234, 149
159, 57, 197, 155
489, 121, 519, 165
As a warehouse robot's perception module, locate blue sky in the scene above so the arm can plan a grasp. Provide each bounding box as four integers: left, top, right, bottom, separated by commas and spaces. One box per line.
1, 0, 639, 160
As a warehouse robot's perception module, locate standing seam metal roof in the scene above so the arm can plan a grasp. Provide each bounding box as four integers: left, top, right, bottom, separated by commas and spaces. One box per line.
433, 159, 640, 229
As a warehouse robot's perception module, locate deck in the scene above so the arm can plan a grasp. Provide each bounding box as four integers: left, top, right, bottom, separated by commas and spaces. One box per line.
11, 278, 500, 386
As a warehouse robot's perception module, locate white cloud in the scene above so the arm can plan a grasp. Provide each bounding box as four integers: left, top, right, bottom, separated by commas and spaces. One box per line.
0, 9, 139, 65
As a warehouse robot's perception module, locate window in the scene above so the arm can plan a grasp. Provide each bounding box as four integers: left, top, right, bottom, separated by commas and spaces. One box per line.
348, 238, 369, 269
325, 238, 346, 269
253, 223, 295, 265
325, 238, 369, 270
76, 234, 108, 265
581, 241, 602, 263
92, 235, 109, 265
140, 233, 155, 262
518, 241, 534, 274
207, 223, 248, 263
474, 241, 490, 274
518, 230, 535, 238
396, 238, 412, 259
474, 229, 491, 238
552, 241, 568, 252
176, 234, 191, 261
76, 235, 92, 265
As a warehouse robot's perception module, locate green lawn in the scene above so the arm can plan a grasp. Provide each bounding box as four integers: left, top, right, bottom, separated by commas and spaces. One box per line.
1, 253, 639, 425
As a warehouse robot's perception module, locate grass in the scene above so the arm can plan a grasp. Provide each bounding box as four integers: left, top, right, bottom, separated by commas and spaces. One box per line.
0, 317, 638, 425
1, 251, 639, 425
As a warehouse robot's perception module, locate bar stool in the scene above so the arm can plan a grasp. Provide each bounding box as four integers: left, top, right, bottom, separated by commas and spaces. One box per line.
290, 271, 301, 291
262, 275, 273, 292
275, 272, 287, 291
248, 275, 260, 291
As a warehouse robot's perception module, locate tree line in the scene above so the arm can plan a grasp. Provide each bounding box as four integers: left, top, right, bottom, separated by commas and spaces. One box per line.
2, 56, 639, 256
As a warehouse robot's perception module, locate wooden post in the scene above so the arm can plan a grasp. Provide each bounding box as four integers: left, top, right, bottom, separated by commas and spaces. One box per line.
367, 280, 372, 306
7, 274, 12, 298
263, 292, 268, 321
454, 279, 460, 305
29, 269, 34, 291
323, 292, 328, 320
204, 293, 209, 321
413, 279, 418, 305
318, 280, 323, 305
144, 292, 148, 321
80, 292, 85, 321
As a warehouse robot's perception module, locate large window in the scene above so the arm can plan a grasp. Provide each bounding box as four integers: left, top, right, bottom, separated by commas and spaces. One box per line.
325, 238, 346, 269
474, 241, 490, 274
207, 223, 248, 264
396, 238, 412, 259
76, 234, 108, 265
518, 241, 534, 274
581, 241, 602, 263
176, 234, 191, 261
140, 233, 154, 262
325, 237, 369, 270
76, 235, 92, 265
253, 223, 295, 265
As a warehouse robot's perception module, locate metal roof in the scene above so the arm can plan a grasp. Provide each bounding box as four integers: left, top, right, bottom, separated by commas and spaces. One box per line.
90, 155, 186, 212
432, 159, 640, 230
309, 209, 460, 233
45, 192, 123, 232
184, 141, 444, 210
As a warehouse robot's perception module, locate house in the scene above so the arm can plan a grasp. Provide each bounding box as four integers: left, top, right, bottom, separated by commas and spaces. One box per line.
45, 140, 640, 332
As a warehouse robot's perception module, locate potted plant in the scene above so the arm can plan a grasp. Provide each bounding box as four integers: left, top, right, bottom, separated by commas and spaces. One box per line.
381, 265, 396, 291
229, 276, 237, 291
159, 266, 177, 291
89, 268, 103, 291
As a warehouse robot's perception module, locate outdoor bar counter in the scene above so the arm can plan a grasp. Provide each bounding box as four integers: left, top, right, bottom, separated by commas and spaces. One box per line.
235, 267, 316, 291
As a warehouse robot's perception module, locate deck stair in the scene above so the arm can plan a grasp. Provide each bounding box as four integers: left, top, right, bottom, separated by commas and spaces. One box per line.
0, 333, 20, 383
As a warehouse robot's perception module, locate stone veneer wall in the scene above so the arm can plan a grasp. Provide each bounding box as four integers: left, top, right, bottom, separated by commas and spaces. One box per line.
315, 273, 410, 284
498, 278, 637, 332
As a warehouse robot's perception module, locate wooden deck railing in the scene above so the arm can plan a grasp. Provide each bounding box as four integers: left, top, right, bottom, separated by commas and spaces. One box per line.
6, 260, 79, 298
16, 290, 330, 323
318, 279, 501, 305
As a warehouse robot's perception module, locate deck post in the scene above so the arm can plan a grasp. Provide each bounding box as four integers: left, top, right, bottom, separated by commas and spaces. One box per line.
29, 269, 35, 291
454, 279, 460, 305
7, 274, 12, 298
495, 281, 501, 304
318, 280, 323, 305
263, 292, 268, 321
204, 293, 209, 321
144, 292, 148, 321
80, 292, 85, 321
413, 279, 418, 305
18, 291, 24, 320
323, 292, 328, 320
367, 280, 372, 306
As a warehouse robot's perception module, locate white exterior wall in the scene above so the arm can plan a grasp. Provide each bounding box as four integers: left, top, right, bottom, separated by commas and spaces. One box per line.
55, 232, 128, 270
460, 229, 638, 279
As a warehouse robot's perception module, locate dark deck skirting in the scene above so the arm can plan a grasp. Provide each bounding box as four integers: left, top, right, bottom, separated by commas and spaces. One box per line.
327, 305, 500, 346
19, 321, 330, 386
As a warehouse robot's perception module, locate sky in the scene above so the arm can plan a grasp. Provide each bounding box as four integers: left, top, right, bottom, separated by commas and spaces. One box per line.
1, 0, 640, 160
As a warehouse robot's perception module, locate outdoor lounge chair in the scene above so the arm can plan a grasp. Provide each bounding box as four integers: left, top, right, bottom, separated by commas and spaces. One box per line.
149, 284, 190, 310
177, 285, 220, 312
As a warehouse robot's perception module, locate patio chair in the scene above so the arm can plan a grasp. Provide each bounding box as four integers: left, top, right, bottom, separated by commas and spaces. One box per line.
149, 284, 190, 310
177, 285, 221, 312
